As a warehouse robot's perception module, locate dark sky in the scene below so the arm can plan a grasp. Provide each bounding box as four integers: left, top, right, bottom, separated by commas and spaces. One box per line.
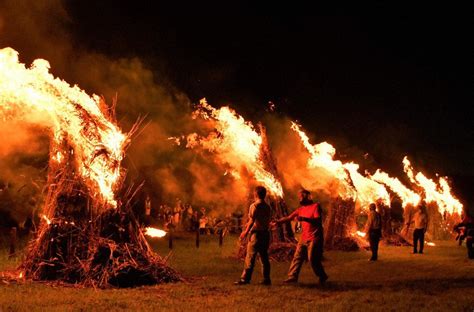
63, 6, 473, 177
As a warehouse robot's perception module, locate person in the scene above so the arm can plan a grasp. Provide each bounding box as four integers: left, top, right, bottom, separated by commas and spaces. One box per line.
412, 203, 428, 254
454, 212, 474, 259
272, 189, 328, 285
192, 210, 199, 231
144, 195, 152, 226
173, 199, 182, 228
365, 203, 382, 261
186, 204, 194, 231
235, 186, 272, 285
199, 213, 208, 235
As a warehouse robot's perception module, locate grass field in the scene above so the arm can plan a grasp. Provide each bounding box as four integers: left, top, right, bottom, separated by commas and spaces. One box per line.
0, 234, 473, 311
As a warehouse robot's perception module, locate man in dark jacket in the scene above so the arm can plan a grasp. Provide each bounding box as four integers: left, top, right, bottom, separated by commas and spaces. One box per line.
365, 203, 382, 261
455, 212, 474, 259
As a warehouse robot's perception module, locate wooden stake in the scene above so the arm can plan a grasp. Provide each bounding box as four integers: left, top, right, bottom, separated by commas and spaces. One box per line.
219, 229, 223, 247
196, 228, 200, 248
9, 227, 17, 258
168, 228, 173, 249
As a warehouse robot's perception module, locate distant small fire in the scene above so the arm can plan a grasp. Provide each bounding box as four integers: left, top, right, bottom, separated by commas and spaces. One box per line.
356, 231, 366, 238
351, 231, 366, 238
426, 241, 436, 247
144, 227, 167, 238
42, 215, 51, 225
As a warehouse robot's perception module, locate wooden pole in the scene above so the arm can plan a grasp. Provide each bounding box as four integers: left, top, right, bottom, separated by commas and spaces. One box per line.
9, 227, 17, 258
168, 228, 173, 249
219, 229, 223, 247
196, 228, 200, 248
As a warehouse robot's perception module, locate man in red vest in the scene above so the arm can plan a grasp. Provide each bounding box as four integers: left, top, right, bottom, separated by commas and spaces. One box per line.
272, 189, 328, 284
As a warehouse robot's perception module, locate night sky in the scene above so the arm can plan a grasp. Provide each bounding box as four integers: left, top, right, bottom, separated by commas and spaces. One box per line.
62, 8, 472, 178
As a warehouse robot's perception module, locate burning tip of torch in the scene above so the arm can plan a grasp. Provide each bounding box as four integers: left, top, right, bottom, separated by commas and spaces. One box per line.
426, 241, 436, 246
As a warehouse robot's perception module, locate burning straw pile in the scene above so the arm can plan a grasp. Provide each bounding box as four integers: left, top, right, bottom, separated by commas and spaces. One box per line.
20, 190, 181, 288
0, 47, 180, 287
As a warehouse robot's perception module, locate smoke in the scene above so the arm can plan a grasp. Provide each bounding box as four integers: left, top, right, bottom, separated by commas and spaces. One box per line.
1, 1, 467, 225
0, 0, 250, 222
263, 115, 350, 209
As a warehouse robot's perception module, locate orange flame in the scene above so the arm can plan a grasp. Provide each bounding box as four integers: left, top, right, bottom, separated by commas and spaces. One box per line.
188, 99, 283, 197
291, 122, 390, 207
343, 162, 390, 207
355, 230, 366, 238
144, 227, 167, 238
403, 157, 463, 215
370, 169, 421, 207
0, 47, 126, 208
290, 122, 355, 200
42, 214, 51, 225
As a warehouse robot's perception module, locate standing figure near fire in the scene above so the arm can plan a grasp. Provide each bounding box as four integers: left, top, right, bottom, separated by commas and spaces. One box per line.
410, 203, 428, 254
365, 203, 382, 261
235, 186, 272, 285
144, 195, 152, 226
272, 189, 328, 285
454, 212, 474, 259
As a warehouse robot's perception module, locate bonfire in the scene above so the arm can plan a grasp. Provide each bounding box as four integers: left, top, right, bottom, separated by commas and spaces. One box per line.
291, 122, 463, 247
0, 47, 180, 287
188, 99, 296, 261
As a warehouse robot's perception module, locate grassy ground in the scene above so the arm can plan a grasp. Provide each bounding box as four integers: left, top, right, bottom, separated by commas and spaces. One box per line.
0, 234, 473, 311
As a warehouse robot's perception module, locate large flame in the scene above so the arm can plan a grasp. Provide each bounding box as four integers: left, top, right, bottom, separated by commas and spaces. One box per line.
403, 157, 463, 215
187, 99, 283, 197
370, 169, 421, 207
343, 162, 390, 206
0, 47, 126, 207
290, 121, 355, 199
291, 122, 391, 207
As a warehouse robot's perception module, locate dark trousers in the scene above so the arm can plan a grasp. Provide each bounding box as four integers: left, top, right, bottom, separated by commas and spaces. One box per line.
287, 238, 327, 281
369, 229, 381, 260
466, 229, 473, 259
413, 228, 425, 253
241, 231, 271, 282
